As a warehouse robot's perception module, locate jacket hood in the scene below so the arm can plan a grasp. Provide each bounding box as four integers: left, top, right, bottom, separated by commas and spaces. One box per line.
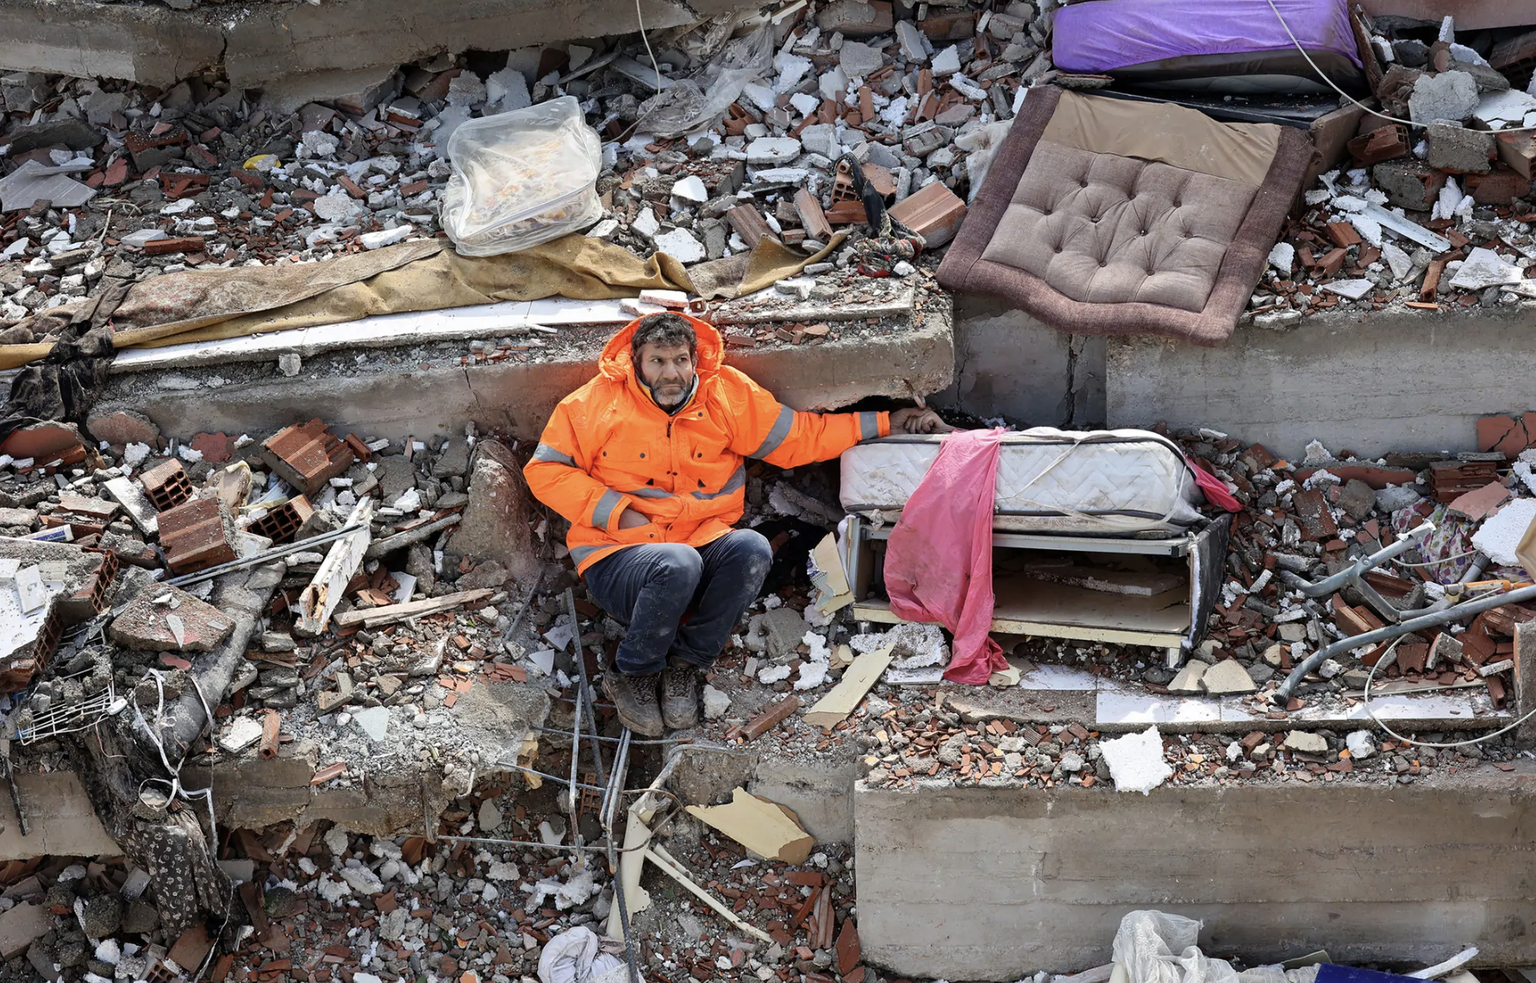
598, 313, 723, 385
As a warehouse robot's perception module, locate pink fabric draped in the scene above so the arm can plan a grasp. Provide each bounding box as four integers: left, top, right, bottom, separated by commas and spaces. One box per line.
884, 428, 1010, 684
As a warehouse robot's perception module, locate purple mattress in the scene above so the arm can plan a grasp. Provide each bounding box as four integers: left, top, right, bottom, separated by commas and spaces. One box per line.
1053, 0, 1364, 94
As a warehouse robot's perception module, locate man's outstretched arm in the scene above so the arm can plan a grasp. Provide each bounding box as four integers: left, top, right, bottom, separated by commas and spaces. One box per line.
723, 368, 949, 468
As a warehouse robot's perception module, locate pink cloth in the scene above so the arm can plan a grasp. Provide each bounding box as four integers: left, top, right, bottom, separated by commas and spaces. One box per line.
884, 428, 1010, 685
1186, 458, 1241, 512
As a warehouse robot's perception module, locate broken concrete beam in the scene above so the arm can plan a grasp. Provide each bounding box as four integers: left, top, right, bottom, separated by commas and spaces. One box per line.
260, 419, 355, 496
137, 458, 193, 511
888, 181, 967, 249
109, 583, 235, 652
248, 495, 315, 545
1425, 123, 1495, 173
294, 498, 373, 637
158, 497, 238, 574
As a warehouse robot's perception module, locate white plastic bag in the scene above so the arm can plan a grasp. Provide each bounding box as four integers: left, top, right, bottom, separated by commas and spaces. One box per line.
440, 96, 603, 256
1112, 911, 1316, 983
537, 926, 626, 983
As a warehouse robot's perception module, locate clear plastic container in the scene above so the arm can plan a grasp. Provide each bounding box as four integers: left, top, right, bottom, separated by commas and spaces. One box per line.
439, 96, 603, 256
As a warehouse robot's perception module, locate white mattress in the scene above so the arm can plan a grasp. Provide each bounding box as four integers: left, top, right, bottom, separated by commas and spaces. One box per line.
840, 428, 1205, 536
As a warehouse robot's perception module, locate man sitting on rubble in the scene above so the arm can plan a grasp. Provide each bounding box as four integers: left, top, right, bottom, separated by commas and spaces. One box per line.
524, 312, 948, 736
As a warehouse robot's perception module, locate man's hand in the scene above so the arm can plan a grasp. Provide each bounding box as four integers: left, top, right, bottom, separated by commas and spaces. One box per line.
617, 507, 650, 529
890, 407, 954, 435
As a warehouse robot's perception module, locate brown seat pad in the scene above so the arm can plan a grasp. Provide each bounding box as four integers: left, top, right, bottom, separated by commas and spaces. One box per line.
981, 140, 1256, 314
938, 86, 1310, 346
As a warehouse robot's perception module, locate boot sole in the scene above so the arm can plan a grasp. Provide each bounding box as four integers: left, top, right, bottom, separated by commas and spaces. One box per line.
601, 673, 664, 737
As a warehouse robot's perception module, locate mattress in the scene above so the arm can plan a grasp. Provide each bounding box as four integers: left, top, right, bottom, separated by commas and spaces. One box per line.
840, 428, 1206, 536
1053, 0, 1365, 96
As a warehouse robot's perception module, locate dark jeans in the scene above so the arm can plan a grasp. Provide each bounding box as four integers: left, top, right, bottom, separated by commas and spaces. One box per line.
583, 529, 773, 676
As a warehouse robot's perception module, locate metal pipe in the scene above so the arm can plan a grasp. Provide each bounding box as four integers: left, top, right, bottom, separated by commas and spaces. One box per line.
565, 587, 643, 983
1273, 580, 1536, 703
1284, 522, 1434, 598
1457, 553, 1489, 584
165, 523, 366, 587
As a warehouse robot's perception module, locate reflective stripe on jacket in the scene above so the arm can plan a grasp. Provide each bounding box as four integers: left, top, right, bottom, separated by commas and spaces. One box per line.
524, 314, 889, 575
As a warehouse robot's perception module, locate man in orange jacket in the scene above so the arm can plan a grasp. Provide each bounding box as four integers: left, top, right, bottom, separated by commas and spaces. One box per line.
525, 312, 947, 735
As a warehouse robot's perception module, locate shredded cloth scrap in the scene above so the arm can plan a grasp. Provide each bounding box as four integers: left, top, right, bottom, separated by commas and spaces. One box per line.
883, 428, 1010, 684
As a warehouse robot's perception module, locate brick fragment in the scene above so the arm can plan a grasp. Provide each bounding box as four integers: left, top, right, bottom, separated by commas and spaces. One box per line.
888, 182, 968, 249
249, 495, 315, 545
138, 459, 193, 511
158, 497, 238, 574
1346, 124, 1409, 166
260, 419, 355, 496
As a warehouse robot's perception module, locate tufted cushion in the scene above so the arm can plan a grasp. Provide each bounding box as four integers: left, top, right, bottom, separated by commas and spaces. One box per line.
980, 140, 1256, 313
938, 87, 1310, 346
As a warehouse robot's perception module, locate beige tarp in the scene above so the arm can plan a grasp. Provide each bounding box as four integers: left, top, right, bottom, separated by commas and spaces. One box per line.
0, 231, 834, 372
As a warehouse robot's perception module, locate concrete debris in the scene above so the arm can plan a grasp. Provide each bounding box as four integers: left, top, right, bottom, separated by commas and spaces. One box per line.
1200, 660, 1256, 695
1409, 71, 1480, 124
2, 9, 1535, 981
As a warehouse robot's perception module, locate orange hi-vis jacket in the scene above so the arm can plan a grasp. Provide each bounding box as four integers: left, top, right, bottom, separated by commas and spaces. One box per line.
524, 314, 890, 576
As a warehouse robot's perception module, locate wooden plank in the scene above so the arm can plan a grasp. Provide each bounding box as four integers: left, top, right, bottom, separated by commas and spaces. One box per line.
295, 499, 374, 636
805, 646, 895, 730
331, 588, 493, 629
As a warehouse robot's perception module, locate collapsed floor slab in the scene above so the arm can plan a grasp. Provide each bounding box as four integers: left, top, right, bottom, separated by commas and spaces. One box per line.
86, 294, 955, 444
856, 762, 1536, 981
1105, 305, 1536, 460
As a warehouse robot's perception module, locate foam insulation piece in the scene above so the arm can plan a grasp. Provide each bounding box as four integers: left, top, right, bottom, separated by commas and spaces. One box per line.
1098, 726, 1173, 795
1471, 499, 1536, 567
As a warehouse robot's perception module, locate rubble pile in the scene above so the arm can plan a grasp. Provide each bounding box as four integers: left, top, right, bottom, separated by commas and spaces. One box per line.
0, 0, 1043, 342
1170, 425, 1531, 714
1254, 16, 1536, 323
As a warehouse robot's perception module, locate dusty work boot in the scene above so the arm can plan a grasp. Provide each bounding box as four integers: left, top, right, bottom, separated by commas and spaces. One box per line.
660, 658, 700, 731
602, 669, 664, 737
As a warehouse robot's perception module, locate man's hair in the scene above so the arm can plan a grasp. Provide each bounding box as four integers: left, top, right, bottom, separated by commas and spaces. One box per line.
631, 313, 696, 360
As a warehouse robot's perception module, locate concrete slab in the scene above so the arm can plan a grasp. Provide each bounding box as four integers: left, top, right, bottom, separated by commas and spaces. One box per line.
856, 761, 1536, 980
1106, 305, 1536, 459
937, 296, 1106, 428
0, 771, 120, 861
88, 301, 954, 444
941, 664, 1505, 734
